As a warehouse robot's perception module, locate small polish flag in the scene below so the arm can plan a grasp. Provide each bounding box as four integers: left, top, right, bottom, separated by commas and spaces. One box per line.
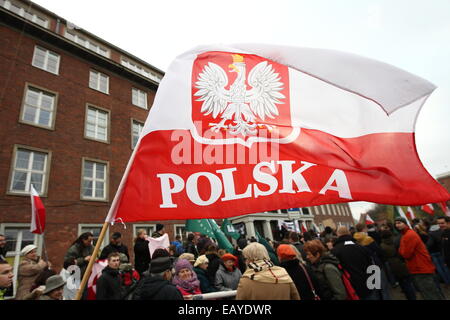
440, 202, 450, 217
421, 203, 435, 215
30, 185, 46, 234
406, 207, 416, 220
301, 222, 308, 233
365, 214, 375, 225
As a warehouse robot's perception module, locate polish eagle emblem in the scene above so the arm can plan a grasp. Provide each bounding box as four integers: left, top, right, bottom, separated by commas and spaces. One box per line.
194, 54, 285, 136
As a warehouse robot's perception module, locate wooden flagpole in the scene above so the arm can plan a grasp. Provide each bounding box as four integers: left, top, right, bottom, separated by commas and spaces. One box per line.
75, 221, 109, 300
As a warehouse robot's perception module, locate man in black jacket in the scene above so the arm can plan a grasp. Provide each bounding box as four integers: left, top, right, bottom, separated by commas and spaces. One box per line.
99, 232, 130, 261
96, 252, 123, 300
436, 216, 450, 285
135, 256, 183, 300
184, 233, 199, 258
331, 226, 374, 300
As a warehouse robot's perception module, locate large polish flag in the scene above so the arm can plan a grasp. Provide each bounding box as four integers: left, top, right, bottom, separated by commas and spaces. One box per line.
30, 185, 46, 234
106, 44, 450, 223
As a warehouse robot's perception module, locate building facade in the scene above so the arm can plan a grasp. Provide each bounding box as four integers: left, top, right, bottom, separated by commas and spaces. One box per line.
230, 203, 354, 240
0, 0, 174, 295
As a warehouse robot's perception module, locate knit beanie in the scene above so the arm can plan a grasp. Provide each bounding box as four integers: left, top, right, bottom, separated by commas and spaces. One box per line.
394, 217, 407, 225
174, 258, 193, 274
194, 255, 209, 267
277, 244, 297, 261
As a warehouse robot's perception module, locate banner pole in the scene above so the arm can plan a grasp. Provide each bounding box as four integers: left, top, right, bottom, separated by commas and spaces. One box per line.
75, 221, 109, 300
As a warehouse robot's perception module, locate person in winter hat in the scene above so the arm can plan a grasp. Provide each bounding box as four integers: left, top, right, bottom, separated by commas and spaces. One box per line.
38, 275, 65, 300
172, 258, 202, 298
236, 242, 300, 300
134, 256, 183, 300
118, 253, 140, 299
277, 244, 321, 300
193, 255, 218, 293
215, 253, 242, 291
16, 245, 49, 300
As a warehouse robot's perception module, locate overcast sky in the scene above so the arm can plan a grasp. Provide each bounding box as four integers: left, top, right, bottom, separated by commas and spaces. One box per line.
33, 0, 450, 220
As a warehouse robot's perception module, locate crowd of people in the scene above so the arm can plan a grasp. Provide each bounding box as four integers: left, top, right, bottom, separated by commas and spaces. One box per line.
0, 216, 449, 300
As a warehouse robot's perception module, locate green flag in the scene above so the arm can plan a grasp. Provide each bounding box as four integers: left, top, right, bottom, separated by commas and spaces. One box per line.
255, 231, 279, 265
221, 218, 241, 240
185, 219, 215, 238
209, 219, 235, 253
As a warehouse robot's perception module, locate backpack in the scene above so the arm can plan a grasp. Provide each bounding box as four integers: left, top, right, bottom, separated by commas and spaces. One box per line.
337, 264, 360, 300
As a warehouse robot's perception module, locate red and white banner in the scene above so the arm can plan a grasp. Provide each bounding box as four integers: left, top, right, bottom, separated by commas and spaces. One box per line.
406, 207, 416, 220
87, 259, 107, 299
301, 222, 308, 234
421, 203, 435, 215
147, 233, 170, 257
30, 185, 46, 234
106, 44, 450, 223
365, 214, 375, 225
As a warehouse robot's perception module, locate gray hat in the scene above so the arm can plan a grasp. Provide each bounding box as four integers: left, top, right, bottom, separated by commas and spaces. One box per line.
149, 256, 172, 273
394, 217, 407, 225
43, 275, 66, 294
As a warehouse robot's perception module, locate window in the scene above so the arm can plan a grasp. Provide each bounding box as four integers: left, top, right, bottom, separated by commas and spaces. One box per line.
132, 88, 148, 109
1, 0, 49, 28
32, 46, 60, 74
89, 70, 109, 94
121, 58, 162, 83
78, 224, 109, 248
9, 146, 50, 195
81, 159, 108, 200
64, 30, 109, 57
133, 224, 155, 239
21, 85, 56, 129
131, 120, 144, 149
174, 224, 188, 242
85, 106, 109, 142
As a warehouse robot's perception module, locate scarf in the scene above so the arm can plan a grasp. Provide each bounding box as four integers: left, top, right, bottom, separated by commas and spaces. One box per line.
242, 259, 293, 284
172, 272, 200, 292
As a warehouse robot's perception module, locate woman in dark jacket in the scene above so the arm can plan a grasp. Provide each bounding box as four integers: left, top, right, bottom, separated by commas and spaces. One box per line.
134, 229, 151, 276
304, 240, 347, 300
193, 255, 218, 293
380, 230, 416, 300
277, 244, 320, 300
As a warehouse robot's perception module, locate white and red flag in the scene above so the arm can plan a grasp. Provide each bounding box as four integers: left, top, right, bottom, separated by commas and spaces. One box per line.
30, 185, 46, 234
439, 202, 450, 217
406, 207, 416, 220
106, 44, 450, 223
421, 203, 435, 215
301, 222, 308, 234
365, 214, 375, 225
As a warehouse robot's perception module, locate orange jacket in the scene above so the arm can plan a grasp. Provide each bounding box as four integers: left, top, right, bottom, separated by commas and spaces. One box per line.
398, 227, 435, 274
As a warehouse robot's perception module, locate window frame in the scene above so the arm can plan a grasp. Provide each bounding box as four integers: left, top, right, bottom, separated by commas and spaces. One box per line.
173, 224, 188, 242
80, 157, 109, 202
31, 45, 60, 75
88, 69, 109, 95
130, 118, 144, 150
19, 83, 58, 130
77, 224, 109, 249
7, 144, 51, 197
131, 88, 148, 109
84, 104, 110, 144
132, 224, 156, 239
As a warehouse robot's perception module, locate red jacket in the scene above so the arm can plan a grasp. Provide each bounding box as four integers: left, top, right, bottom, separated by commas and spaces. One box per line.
398, 227, 435, 274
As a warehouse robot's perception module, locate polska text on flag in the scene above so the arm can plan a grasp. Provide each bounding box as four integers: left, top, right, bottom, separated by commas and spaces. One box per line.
106, 44, 450, 223
30, 184, 46, 234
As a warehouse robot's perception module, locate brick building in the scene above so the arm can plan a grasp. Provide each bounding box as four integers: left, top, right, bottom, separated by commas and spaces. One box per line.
0, 0, 173, 294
